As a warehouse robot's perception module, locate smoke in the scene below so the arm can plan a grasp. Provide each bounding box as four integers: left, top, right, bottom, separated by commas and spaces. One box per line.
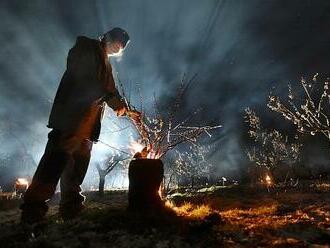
1, 0, 330, 187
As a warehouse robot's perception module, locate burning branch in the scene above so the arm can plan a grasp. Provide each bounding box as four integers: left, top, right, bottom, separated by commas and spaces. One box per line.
121, 75, 221, 159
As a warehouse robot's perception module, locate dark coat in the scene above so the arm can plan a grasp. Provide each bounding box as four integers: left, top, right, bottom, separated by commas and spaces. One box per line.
48, 36, 126, 141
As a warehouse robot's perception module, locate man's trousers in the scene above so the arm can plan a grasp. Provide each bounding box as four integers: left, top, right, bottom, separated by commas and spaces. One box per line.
21, 129, 92, 221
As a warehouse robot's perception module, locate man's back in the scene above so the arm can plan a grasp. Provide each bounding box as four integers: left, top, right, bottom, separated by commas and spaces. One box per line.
48, 36, 110, 137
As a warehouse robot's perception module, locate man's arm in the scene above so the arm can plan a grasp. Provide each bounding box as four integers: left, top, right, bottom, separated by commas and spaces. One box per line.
103, 73, 141, 120
101, 64, 129, 116
103, 87, 128, 116
99, 47, 140, 119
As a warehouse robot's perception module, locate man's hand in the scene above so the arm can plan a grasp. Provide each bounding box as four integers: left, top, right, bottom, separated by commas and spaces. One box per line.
115, 107, 141, 122
126, 109, 142, 122
115, 106, 127, 117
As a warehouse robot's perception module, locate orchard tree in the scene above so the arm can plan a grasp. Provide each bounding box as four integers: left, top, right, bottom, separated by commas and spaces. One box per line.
245, 108, 301, 182
96, 155, 128, 196
172, 144, 213, 188
268, 74, 330, 145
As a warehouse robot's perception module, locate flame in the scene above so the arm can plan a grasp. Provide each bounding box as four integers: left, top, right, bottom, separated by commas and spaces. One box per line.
128, 140, 160, 159
128, 140, 145, 155
147, 150, 159, 159
16, 178, 29, 187
165, 200, 214, 219
265, 174, 272, 185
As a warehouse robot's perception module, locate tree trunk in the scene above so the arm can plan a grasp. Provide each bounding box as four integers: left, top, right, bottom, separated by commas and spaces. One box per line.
128, 159, 164, 211
99, 175, 105, 196
166, 173, 174, 192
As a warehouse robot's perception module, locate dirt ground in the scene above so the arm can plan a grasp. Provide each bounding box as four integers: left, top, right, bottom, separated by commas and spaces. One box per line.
0, 183, 329, 248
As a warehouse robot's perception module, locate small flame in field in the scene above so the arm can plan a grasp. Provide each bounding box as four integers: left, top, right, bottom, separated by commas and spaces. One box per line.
165, 201, 214, 219
17, 178, 29, 187
265, 174, 272, 185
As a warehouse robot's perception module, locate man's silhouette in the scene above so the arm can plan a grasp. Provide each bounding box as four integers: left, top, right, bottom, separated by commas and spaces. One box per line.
21, 27, 139, 223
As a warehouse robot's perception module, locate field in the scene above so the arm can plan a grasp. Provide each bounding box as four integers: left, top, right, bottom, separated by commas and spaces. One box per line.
0, 182, 329, 247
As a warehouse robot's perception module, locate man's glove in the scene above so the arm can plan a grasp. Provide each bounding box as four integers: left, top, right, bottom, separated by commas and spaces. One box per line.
114, 106, 141, 122
126, 109, 141, 122
115, 106, 127, 117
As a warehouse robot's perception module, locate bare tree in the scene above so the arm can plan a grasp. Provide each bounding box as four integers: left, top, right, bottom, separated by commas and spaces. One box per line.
163, 156, 178, 191
96, 156, 128, 196
110, 75, 221, 199
245, 108, 301, 182
268, 74, 330, 145
171, 144, 213, 188
118, 75, 221, 159
0, 115, 37, 187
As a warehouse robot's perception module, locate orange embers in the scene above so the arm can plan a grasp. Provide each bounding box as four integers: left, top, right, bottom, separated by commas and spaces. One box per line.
165, 200, 214, 219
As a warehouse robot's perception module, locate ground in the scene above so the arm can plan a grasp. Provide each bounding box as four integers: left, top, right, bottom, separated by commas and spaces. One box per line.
0, 182, 330, 248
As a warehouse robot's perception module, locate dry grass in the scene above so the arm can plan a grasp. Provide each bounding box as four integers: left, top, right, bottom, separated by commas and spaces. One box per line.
165, 200, 214, 219
0, 184, 329, 247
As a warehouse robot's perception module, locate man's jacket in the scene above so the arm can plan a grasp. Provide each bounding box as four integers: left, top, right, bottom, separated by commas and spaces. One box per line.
48, 36, 126, 141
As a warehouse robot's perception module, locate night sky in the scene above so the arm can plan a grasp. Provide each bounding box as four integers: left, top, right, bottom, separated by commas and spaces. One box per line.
0, 0, 330, 186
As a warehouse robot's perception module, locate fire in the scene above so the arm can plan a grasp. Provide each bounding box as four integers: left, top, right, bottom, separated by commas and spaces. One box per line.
165, 200, 214, 219
16, 178, 29, 187
265, 174, 272, 185
128, 140, 160, 159
128, 140, 145, 155
15, 177, 29, 195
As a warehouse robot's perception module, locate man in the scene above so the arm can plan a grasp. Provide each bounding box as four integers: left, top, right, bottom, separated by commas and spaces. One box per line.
21, 27, 139, 223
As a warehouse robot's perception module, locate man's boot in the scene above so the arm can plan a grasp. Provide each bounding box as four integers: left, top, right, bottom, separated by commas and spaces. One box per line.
59, 192, 86, 220
20, 202, 49, 224
20, 202, 49, 239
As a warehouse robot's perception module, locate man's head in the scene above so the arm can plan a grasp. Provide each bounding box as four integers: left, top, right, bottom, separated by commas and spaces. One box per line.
101, 27, 130, 57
